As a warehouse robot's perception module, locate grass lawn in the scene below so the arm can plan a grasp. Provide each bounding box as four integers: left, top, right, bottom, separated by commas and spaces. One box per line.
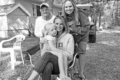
0, 29, 120, 80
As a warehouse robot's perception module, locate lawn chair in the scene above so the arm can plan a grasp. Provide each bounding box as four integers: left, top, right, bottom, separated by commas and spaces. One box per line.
0, 34, 25, 70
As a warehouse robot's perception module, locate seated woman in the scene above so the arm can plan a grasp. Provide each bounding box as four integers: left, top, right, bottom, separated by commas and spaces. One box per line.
26, 15, 74, 80
41, 23, 68, 79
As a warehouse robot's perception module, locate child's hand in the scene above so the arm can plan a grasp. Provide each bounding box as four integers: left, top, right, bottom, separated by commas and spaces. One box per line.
66, 77, 71, 80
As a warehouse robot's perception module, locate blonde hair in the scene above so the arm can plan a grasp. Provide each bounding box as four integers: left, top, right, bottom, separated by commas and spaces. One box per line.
44, 23, 55, 35
62, 0, 79, 25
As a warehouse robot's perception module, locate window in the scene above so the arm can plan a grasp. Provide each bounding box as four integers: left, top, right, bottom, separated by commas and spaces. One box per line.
32, 4, 41, 16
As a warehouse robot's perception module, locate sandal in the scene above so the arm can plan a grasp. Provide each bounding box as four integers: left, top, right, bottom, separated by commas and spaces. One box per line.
73, 73, 87, 80
72, 73, 79, 80
77, 76, 87, 80
79, 77, 85, 80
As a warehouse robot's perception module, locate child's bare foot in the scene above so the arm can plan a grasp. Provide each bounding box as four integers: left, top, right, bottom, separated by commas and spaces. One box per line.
65, 76, 71, 80
59, 74, 66, 80
17, 77, 22, 80
59, 74, 71, 80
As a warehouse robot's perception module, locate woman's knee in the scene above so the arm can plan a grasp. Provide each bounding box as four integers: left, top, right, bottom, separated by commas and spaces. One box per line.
33, 53, 53, 73
44, 62, 53, 72
34, 62, 53, 74
42, 52, 53, 59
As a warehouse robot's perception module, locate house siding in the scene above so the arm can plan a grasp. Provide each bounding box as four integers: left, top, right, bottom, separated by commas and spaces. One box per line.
53, 6, 62, 15
15, 0, 39, 26
8, 7, 28, 16
15, 0, 33, 15
7, 7, 29, 37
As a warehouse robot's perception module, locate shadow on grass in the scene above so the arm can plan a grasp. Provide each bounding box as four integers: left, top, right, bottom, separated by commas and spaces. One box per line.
85, 56, 120, 80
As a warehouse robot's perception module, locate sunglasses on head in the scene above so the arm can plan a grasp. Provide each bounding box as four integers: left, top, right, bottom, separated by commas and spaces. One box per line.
56, 12, 65, 19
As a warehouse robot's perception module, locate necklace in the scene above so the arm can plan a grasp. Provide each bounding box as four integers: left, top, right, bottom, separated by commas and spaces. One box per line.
67, 15, 74, 21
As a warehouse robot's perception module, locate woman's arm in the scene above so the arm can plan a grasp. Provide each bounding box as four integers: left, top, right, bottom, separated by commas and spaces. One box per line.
63, 34, 74, 58
79, 11, 90, 34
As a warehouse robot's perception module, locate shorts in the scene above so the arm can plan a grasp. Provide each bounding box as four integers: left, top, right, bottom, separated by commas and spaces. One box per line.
72, 33, 89, 58
72, 33, 89, 43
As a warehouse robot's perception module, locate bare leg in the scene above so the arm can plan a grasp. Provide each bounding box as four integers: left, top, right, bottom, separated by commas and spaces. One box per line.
72, 58, 78, 73
63, 55, 68, 75
63, 55, 71, 80
78, 42, 87, 78
78, 53, 86, 78
58, 53, 66, 79
27, 70, 39, 80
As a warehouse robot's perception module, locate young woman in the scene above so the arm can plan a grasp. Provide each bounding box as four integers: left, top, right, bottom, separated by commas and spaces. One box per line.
62, 0, 90, 80
26, 15, 74, 80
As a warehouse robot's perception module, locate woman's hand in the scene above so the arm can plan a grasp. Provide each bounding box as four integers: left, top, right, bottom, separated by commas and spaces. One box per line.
70, 27, 81, 34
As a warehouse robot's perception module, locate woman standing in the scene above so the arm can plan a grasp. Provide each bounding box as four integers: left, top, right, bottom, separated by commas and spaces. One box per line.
62, 0, 90, 80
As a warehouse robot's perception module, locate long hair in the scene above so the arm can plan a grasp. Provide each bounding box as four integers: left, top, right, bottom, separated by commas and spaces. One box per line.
62, 0, 79, 25
53, 15, 68, 33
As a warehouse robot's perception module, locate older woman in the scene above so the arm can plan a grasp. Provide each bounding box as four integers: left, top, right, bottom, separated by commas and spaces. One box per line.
26, 15, 74, 80
62, 0, 90, 80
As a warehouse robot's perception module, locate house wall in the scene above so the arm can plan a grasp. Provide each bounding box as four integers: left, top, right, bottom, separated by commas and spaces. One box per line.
53, 6, 62, 15
7, 7, 29, 37
15, 0, 33, 15
15, 0, 37, 26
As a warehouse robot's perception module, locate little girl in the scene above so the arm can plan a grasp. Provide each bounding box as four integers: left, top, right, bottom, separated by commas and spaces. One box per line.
40, 23, 57, 56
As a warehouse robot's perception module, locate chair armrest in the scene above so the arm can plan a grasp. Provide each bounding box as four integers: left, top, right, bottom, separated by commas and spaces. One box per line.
68, 52, 79, 69
0, 37, 16, 48
0, 36, 16, 44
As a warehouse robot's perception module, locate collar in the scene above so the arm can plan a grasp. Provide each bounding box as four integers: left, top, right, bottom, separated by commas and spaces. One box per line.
57, 32, 67, 41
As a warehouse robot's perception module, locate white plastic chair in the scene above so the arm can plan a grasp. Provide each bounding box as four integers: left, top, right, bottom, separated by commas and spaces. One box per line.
0, 34, 25, 70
